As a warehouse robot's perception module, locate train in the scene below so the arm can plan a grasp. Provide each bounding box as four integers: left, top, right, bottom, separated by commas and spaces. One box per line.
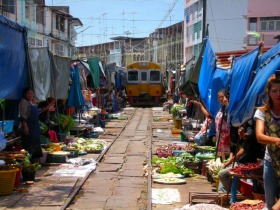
126, 61, 165, 106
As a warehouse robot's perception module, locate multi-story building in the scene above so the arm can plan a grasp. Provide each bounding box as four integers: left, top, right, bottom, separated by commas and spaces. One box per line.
184, 0, 248, 63
77, 36, 146, 68
0, 0, 82, 58
146, 21, 184, 72
246, 0, 280, 50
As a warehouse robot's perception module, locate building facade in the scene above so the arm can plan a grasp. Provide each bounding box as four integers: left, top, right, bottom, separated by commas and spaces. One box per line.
76, 37, 146, 68
184, 0, 248, 63
146, 21, 184, 73
0, 0, 82, 58
246, 0, 280, 50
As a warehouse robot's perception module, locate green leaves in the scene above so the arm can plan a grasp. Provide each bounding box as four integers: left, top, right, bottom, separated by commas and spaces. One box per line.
21, 156, 41, 172
246, 31, 263, 40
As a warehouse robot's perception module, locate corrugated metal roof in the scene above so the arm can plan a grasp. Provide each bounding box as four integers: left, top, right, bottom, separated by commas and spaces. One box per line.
215, 47, 271, 69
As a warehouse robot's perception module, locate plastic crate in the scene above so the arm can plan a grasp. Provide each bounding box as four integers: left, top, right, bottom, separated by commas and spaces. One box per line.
0, 120, 14, 133
184, 161, 202, 174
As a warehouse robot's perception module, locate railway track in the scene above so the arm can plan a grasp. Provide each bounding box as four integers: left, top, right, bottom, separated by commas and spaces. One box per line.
65, 107, 153, 210
1, 107, 215, 210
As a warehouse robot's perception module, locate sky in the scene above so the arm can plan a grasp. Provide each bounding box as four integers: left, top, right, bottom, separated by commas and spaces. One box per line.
45, 0, 184, 47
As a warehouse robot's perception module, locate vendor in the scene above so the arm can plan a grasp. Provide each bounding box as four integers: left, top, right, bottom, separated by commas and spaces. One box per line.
18, 88, 51, 162
192, 100, 216, 146
218, 119, 263, 204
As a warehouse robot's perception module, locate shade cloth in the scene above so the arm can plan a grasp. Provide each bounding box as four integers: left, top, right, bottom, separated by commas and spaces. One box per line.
28, 47, 51, 101
88, 57, 100, 89
51, 55, 71, 99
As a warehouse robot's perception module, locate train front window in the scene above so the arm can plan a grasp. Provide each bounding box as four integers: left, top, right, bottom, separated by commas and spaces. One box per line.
150, 71, 160, 81
128, 71, 138, 81
141, 72, 147, 81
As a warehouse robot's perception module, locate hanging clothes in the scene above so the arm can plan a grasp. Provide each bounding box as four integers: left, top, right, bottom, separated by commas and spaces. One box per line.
215, 108, 230, 157
67, 64, 85, 107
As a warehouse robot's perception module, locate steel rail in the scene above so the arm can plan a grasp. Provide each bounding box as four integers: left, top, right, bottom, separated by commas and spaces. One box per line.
60, 109, 136, 210
147, 109, 153, 210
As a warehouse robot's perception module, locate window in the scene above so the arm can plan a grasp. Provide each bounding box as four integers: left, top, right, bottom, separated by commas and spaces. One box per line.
28, 37, 35, 46
150, 71, 160, 81
277, 21, 280, 30
194, 43, 202, 58
2, 0, 15, 14
36, 39, 42, 46
56, 15, 65, 32
185, 7, 190, 23
249, 17, 257, 31
25, 0, 35, 21
36, 4, 44, 24
128, 71, 138, 81
55, 43, 64, 56
260, 17, 280, 31
141, 72, 147, 81
194, 21, 202, 40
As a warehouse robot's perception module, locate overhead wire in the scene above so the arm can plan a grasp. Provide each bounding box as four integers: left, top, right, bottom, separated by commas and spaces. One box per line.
129, 0, 182, 51
208, 0, 221, 52
3, 0, 183, 46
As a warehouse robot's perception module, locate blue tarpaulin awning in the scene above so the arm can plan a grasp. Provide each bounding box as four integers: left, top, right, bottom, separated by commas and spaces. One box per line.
0, 15, 27, 99
231, 42, 280, 126
198, 37, 216, 111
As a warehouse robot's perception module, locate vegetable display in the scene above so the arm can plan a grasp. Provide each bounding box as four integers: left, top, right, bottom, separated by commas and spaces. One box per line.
67, 138, 108, 153
152, 157, 194, 177
195, 152, 215, 160
176, 152, 195, 165
170, 104, 185, 118
39, 121, 48, 134
57, 113, 75, 132
230, 200, 266, 210
229, 163, 262, 176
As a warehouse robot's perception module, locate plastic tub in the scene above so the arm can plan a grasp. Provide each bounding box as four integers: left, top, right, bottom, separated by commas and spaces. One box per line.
173, 150, 186, 157
240, 179, 253, 197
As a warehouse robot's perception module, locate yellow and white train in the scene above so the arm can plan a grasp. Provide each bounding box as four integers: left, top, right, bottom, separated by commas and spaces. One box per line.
126, 61, 164, 106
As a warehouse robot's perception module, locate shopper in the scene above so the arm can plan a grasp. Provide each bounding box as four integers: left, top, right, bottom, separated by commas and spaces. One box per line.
215, 90, 231, 158
255, 73, 280, 209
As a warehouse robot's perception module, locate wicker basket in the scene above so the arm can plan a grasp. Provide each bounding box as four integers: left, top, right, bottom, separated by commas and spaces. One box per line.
0, 167, 19, 195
